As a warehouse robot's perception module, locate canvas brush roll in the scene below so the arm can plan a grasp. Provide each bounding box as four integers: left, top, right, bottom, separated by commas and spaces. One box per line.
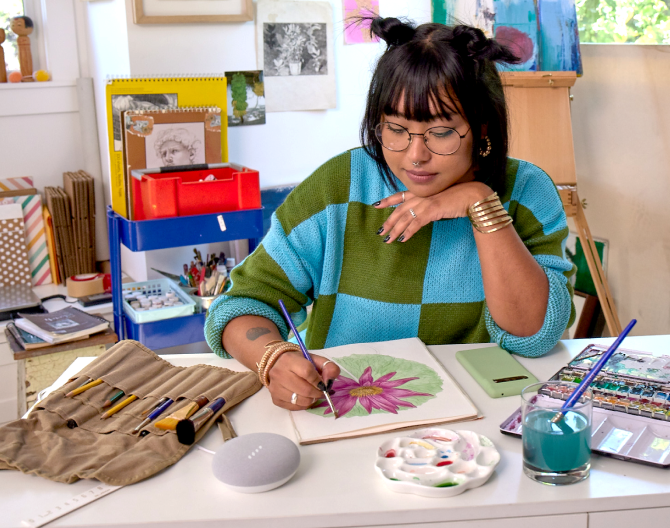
0, 340, 261, 485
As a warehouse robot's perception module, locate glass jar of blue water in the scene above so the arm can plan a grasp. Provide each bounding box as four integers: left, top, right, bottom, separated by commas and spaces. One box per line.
521, 381, 592, 485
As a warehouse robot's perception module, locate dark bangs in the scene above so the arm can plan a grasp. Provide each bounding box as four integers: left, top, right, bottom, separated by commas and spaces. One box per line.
381, 46, 462, 123
361, 23, 512, 191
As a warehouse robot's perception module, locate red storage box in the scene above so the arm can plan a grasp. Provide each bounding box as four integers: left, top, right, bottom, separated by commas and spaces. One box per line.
130, 163, 261, 221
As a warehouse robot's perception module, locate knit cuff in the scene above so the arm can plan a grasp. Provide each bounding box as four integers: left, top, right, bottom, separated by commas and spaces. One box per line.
204, 295, 290, 358
485, 267, 572, 358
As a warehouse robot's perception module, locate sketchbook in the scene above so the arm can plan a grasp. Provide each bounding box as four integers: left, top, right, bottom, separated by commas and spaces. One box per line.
291, 338, 480, 445
123, 107, 222, 220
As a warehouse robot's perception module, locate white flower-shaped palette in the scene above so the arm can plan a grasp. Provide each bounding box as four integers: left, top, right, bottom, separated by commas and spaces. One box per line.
374, 427, 501, 498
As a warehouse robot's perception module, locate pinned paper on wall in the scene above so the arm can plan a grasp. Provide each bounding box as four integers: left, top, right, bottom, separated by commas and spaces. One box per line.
342, 0, 380, 44
225, 70, 266, 127
431, 0, 582, 73
257, 0, 336, 112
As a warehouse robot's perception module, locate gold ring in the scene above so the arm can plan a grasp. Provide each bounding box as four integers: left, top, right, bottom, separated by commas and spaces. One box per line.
409, 208, 417, 218
402, 191, 405, 203
291, 392, 298, 405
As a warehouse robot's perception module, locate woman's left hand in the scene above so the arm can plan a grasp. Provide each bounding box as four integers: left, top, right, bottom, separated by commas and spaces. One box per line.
374, 181, 493, 243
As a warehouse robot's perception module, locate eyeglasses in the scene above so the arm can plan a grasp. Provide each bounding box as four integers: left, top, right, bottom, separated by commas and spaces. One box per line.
375, 122, 471, 156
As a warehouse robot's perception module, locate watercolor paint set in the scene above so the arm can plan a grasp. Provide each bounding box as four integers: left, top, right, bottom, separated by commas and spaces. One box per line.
500, 345, 670, 468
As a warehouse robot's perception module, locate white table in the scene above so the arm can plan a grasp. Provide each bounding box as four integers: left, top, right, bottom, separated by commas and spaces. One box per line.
1, 336, 670, 528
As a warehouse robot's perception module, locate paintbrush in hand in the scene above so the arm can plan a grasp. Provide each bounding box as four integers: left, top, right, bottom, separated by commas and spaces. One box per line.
277, 299, 338, 418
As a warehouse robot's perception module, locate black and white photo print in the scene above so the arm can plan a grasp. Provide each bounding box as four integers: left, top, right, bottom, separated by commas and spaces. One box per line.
263, 23, 328, 76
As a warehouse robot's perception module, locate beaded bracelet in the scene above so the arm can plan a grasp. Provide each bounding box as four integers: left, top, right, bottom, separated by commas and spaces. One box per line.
256, 340, 284, 385
260, 341, 301, 387
467, 192, 513, 234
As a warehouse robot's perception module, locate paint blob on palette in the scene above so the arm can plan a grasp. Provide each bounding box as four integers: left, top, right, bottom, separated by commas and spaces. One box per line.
500, 344, 670, 468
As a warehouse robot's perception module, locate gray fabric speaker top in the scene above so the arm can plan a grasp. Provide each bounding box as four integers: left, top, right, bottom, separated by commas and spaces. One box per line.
212, 433, 300, 491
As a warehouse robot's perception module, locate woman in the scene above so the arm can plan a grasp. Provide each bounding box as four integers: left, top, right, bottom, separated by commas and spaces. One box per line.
205, 18, 575, 411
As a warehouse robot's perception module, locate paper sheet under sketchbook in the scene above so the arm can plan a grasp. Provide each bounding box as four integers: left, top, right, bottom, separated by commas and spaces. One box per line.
291, 338, 480, 445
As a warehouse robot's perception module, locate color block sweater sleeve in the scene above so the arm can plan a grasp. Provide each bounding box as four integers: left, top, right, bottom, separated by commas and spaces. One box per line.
485, 160, 576, 358
205, 151, 352, 358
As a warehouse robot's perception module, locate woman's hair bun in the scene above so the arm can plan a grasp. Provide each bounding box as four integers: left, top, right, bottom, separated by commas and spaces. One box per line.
452, 25, 520, 64
370, 17, 416, 47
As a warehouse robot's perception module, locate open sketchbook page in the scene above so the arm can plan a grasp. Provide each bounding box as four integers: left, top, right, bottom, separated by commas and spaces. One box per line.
290, 338, 480, 445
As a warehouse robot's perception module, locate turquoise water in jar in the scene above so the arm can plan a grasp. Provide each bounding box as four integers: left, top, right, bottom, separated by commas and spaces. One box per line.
523, 408, 591, 472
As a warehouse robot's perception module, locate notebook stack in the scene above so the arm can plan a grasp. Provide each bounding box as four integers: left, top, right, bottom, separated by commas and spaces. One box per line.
10, 307, 110, 347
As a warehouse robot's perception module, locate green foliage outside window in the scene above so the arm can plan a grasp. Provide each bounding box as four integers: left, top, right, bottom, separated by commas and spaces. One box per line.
577, 0, 670, 43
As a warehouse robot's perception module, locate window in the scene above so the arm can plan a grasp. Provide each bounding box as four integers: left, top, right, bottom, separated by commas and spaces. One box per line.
577, 0, 670, 44
1, 0, 24, 72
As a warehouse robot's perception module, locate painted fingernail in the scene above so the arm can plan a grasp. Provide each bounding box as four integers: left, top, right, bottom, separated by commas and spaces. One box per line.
383, 235, 390, 243
377, 226, 384, 235
317, 381, 327, 391
397, 235, 405, 242
327, 379, 334, 390
372, 201, 381, 207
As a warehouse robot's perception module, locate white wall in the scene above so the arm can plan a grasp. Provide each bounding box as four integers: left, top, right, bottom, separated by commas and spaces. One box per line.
0, 0, 83, 187
571, 44, 670, 337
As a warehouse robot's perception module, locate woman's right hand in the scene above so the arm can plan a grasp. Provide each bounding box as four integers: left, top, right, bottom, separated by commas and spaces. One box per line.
266, 351, 341, 410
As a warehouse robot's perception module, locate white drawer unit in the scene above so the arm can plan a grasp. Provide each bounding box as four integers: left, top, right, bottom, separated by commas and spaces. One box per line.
0, 329, 19, 424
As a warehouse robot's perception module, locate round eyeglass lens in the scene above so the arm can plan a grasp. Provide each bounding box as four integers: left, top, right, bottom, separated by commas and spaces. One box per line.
376, 123, 410, 151
424, 127, 461, 155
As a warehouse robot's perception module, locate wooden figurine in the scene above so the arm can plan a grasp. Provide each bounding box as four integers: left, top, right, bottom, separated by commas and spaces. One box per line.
0, 29, 7, 83
10, 16, 34, 82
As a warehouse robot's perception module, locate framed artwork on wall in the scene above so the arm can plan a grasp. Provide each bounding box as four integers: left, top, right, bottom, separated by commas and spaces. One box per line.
132, 0, 253, 24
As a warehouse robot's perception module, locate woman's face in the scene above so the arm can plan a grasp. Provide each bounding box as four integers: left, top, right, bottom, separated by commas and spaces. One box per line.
380, 100, 477, 197
159, 140, 193, 167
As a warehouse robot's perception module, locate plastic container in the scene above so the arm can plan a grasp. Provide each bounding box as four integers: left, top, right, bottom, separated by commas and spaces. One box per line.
130, 163, 261, 221
122, 278, 195, 323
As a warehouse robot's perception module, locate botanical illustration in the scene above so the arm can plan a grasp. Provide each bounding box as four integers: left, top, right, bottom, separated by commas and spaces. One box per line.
225, 70, 266, 126
309, 354, 443, 418
263, 23, 327, 76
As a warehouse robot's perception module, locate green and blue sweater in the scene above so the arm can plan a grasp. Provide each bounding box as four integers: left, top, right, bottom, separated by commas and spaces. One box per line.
205, 148, 575, 358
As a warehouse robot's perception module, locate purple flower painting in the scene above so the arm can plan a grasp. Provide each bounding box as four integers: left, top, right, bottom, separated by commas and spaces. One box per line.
310, 354, 443, 419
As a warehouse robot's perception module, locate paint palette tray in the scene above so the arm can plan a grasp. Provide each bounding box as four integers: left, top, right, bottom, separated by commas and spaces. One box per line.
374, 428, 501, 497
500, 345, 670, 468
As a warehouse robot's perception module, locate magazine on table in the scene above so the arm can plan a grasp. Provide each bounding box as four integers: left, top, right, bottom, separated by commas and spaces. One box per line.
15, 307, 109, 344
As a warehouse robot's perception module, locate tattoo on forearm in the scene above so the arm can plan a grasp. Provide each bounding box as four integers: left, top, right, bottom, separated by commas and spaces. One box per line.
247, 327, 271, 341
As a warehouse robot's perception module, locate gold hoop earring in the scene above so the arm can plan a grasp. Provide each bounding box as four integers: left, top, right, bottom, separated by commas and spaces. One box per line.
479, 136, 492, 158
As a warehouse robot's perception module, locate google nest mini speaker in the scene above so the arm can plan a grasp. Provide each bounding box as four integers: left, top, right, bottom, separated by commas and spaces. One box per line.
212, 432, 300, 493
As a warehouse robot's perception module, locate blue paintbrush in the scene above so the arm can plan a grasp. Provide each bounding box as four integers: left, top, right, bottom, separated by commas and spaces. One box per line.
277, 299, 338, 418
552, 319, 637, 423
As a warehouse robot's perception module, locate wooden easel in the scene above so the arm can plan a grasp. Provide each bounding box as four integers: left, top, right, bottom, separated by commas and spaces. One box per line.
500, 71, 622, 337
